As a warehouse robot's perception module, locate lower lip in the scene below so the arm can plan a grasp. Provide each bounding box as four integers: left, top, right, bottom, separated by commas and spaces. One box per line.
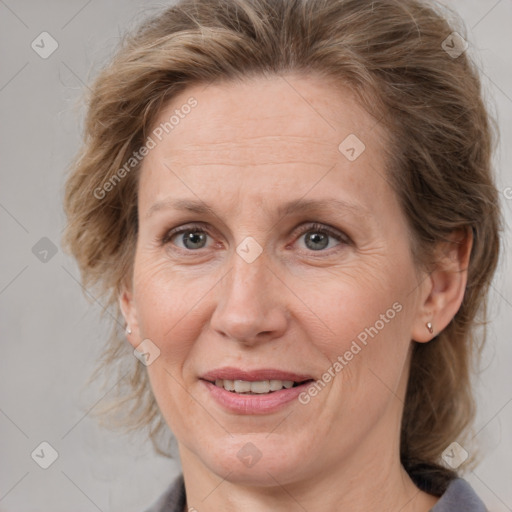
201, 380, 313, 414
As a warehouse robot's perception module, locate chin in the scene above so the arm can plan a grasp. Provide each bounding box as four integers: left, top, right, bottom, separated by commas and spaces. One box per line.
197, 435, 308, 486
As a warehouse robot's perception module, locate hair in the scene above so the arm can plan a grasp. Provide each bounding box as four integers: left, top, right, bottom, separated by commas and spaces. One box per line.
62, 0, 501, 495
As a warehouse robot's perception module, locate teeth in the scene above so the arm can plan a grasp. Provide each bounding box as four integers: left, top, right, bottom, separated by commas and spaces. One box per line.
213, 379, 296, 394
270, 379, 283, 391
234, 380, 252, 393
250, 380, 271, 393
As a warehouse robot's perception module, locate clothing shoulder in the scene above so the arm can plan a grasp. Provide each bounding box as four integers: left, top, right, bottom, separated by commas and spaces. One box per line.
143, 474, 487, 512
432, 478, 487, 512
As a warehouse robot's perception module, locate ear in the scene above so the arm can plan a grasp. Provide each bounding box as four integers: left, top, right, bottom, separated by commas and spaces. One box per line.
411, 227, 473, 342
119, 285, 140, 348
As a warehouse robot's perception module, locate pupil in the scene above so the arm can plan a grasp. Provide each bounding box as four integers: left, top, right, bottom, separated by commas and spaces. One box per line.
306, 232, 328, 250
184, 231, 206, 249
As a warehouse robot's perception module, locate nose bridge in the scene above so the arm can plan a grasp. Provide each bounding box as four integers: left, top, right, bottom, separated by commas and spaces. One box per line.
224, 226, 271, 298
210, 243, 287, 343
224, 245, 271, 313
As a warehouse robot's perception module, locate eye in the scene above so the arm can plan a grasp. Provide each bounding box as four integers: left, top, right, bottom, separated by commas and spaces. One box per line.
161, 223, 212, 251
160, 222, 351, 253
294, 223, 350, 252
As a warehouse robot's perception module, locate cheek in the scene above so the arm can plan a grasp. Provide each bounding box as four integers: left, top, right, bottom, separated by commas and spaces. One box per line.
134, 258, 200, 356
293, 260, 414, 393
131, 254, 219, 365
131, 257, 208, 436
291, 265, 395, 345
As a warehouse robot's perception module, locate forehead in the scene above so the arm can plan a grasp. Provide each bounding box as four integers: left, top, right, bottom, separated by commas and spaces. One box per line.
152, 75, 383, 152
139, 74, 391, 213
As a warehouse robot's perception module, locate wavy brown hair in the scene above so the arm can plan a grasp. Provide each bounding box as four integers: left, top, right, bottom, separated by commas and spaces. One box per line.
62, 0, 501, 494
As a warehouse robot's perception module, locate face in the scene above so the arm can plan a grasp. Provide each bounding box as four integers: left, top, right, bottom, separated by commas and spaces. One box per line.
123, 74, 429, 486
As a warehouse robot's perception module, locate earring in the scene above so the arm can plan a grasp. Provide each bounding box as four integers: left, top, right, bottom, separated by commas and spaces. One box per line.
426, 322, 433, 334
126, 325, 132, 335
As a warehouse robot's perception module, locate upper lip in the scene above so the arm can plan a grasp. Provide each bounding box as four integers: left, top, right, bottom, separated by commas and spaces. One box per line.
201, 367, 314, 382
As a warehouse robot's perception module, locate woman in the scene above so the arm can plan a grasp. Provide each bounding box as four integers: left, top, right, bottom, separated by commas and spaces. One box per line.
63, 0, 501, 510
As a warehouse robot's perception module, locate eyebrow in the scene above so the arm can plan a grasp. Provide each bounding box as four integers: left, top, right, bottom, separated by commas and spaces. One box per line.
145, 197, 370, 220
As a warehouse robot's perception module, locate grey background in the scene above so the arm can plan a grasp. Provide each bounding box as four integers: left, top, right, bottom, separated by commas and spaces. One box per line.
0, 0, 511, 510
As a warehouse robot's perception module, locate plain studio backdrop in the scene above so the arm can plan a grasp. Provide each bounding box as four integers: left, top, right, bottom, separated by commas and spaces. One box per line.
0, 0, 511, 510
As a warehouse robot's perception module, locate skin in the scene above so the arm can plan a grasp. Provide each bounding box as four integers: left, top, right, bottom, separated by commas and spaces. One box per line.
121, 74, 472, 512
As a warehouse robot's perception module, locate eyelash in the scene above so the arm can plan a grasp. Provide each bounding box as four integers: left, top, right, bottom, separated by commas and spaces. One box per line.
160, 222, 351, 254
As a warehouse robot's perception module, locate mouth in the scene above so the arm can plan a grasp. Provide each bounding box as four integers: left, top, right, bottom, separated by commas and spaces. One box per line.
199, 368, 316, 414
205, 378, 314, 395
200, 368, 315, 396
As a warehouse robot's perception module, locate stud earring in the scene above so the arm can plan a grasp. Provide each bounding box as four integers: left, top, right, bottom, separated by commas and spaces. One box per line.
126, 325, 132, 335
426, 322, 433, 334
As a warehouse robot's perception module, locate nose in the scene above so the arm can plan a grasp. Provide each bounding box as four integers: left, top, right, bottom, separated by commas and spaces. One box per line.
209, 250, 289, 346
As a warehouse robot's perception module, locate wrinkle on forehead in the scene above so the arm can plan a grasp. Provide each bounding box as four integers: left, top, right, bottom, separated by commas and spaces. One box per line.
138, 74, 398, 235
